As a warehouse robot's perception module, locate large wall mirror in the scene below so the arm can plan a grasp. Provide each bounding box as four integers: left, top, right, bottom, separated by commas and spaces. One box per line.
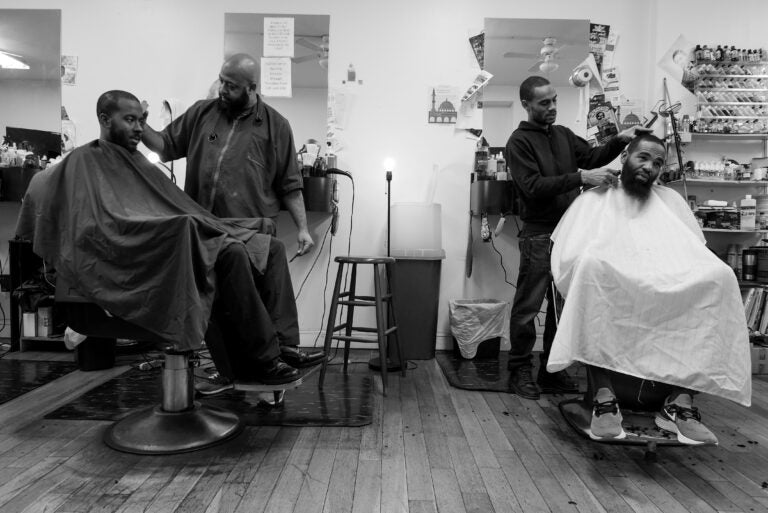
224, 13, 329, 152
483, 18, 589, 147
0, 9, 62, 160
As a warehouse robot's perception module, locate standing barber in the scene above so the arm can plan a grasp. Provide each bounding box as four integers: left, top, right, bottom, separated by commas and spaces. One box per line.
505, 75, 651, 400
141, 53, 323, 370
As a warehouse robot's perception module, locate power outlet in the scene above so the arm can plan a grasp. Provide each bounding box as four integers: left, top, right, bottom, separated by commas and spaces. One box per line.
0, 275, 10, 292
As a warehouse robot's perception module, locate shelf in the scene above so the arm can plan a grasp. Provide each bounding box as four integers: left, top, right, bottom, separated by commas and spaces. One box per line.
698, 102, 768, 106
691, 132, 768, 138
695, 88, 767, 92
20, 335, 64, 342
698, 74, 768, 79
702, 228, 768, 233
698, 116, 768, 120
667, 179, 768, 186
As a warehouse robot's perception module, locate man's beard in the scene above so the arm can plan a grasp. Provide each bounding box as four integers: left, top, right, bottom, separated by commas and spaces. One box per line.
219, 90, 249, 116
620, 169, 654, 201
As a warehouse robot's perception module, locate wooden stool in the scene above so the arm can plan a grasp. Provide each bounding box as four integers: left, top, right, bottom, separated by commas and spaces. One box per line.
318, 256, 405, 395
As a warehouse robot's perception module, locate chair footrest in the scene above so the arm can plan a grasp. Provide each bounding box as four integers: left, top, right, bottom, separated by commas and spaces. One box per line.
330, 326, 398, 335
233, 365, 319, 392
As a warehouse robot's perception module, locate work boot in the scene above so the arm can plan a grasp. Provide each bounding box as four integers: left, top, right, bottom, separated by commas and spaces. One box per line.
537, 368, 579, 393
509, 365, 540, 400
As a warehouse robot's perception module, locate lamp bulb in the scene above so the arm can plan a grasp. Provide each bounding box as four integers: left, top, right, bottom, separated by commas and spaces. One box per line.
147, 152, 160, 164
383, 157, 396, 171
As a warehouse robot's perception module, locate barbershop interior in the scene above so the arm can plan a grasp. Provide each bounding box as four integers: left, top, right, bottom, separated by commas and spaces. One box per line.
1, 0, 768, 511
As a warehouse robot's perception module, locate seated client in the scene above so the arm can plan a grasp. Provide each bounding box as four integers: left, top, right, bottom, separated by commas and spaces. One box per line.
547, 134, 751, 444
16, 90, 324, 386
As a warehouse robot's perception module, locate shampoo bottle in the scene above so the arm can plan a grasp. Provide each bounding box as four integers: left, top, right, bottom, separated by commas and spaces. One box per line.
741, 194, 757, 230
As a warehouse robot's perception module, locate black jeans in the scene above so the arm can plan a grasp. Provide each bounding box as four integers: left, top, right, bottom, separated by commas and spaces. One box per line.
507, 233, 562, 371
205, 238, 300, 380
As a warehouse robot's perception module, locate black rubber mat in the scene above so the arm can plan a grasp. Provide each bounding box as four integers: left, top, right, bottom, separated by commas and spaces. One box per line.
435, 350, 586, 394
0, 359, 79, 405
44, 366, 373, 427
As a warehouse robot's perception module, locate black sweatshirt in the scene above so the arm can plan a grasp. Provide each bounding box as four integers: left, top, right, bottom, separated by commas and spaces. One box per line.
505, 120, 627, 235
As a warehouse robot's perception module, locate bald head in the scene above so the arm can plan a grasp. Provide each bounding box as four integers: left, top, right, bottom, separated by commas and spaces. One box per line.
221, 53, 259, 87
218, 53, 259, 114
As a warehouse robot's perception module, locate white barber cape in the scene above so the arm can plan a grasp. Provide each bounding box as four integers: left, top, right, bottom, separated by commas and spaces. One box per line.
548, 184, 752, 406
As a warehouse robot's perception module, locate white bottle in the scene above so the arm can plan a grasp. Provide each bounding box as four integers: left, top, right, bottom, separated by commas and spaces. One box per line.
741, 194, 757, 230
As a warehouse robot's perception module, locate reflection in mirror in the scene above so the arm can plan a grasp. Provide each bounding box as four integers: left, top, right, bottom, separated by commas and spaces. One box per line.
0, 9, 61, 200
483, 18, 589, 147
224, 13, 329, 153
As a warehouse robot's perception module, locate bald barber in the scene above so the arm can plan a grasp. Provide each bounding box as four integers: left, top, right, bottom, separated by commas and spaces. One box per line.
141, 53, 314, 255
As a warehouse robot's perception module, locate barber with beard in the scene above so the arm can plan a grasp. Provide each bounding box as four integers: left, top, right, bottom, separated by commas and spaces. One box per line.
141, 53, 324, 372
504, 75, 651, 401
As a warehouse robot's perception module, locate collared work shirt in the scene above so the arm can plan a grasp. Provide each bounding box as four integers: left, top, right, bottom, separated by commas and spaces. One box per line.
160, 97, 302, 219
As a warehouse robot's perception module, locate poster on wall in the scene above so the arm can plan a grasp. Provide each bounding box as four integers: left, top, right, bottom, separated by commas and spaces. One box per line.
263, 17, 294, 57
461, 70, 493, 102
427, 85, 459, 124
260, 57, 292, 97
587, 94, 619, 146
468, 32, 484, 69
589, 23, 610, 73
616, 98, 646, 131
61, 55, 77, 86
658, 34, 697, 94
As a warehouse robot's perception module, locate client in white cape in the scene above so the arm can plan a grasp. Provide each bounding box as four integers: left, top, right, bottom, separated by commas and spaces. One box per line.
548, 134, 751, 444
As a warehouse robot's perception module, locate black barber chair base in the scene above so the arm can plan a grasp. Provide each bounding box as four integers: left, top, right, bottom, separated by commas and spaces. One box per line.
105, 402, 244, 455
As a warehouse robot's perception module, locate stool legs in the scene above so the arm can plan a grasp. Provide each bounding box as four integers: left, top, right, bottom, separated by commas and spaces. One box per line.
319, 261, 346, 390
343, 263, 358, 374
373, 263, 388, 393
385, 263, 406, 377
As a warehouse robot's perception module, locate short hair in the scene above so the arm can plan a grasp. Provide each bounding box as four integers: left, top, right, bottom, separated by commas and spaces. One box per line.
626, 133, 665, 154
519, 76, 550, 102
96, 90, 140, 118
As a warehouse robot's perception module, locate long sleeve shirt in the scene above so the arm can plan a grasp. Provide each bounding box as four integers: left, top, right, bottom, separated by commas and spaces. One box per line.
505, 120, 627, 234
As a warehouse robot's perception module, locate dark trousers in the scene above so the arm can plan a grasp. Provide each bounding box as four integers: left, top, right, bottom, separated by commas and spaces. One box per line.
507, 234, 562, 371
205, 238, 299, 380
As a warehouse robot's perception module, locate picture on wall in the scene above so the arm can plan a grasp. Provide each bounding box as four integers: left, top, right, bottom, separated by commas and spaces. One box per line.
428, 86, 459, 124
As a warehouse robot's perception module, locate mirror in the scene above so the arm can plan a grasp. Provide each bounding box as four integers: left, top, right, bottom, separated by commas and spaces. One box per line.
482, 18, 589, 146
0, 9, 62, 163
224, 13, 329, 150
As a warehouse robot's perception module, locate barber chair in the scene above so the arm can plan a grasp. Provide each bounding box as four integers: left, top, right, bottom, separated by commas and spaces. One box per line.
55, 276, 245, 454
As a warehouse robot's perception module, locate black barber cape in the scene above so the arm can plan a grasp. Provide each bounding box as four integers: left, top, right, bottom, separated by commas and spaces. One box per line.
28, 139, 271, 350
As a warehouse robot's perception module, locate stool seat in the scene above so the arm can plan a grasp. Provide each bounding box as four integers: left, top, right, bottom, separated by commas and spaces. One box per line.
334, 255, 395, 265
319, 256, 405, 395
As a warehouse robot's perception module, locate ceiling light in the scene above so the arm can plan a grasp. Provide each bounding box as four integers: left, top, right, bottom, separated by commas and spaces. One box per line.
0, 50, 29, 70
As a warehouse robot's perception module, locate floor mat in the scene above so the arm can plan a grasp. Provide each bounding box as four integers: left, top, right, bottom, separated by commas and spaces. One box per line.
0, 359, 79, 405
44, 366, 373, 427
435, 350, 586, 394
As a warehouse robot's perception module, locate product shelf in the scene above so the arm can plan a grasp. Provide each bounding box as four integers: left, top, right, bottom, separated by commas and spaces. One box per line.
667, 179, 768, 186
690, 132, 768, 138
702, 228, 768, 233
698, 102, 768, 106
697, 74, 768, 79
695, 88, 767, 92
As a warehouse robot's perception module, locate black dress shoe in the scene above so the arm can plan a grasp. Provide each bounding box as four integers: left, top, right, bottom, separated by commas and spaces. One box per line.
280, 346, 326, 368
257, 359, 300, 385
537, 368, 579, 393
509, 365, 541, 400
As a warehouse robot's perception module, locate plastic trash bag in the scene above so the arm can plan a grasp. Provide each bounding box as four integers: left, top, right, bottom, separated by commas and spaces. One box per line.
449, 299, 509, 359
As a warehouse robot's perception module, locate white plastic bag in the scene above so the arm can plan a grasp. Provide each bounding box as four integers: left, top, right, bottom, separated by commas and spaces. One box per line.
449, 299, 509, 359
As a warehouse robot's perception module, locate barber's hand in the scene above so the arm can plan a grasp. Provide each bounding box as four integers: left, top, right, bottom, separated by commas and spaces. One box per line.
617, 125, 654, 143
580, 168, 620, 187
140, 101, 149, 126
296, 230, 314, 256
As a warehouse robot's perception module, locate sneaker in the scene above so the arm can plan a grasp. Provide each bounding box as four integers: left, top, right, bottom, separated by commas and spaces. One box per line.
537, 368, 579, 393
655, 402, 718, 445
509, 366, 541, 400
195, 371, 234, 396
589, 398, 626, 440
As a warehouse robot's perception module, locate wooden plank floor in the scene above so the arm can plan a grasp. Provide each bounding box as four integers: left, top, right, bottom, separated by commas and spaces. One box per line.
0, 349, 766, 512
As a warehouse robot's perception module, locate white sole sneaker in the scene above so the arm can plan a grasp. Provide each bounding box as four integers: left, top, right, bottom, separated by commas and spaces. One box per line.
654, 414, 717, 445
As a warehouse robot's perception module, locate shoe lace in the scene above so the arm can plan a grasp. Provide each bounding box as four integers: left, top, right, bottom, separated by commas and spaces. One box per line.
206, 371, 231, 385
665, 403, 701, 422
593, 399, 619, 417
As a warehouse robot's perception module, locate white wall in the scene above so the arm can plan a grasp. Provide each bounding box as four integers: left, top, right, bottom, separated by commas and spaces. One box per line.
2, 0, 766, 351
